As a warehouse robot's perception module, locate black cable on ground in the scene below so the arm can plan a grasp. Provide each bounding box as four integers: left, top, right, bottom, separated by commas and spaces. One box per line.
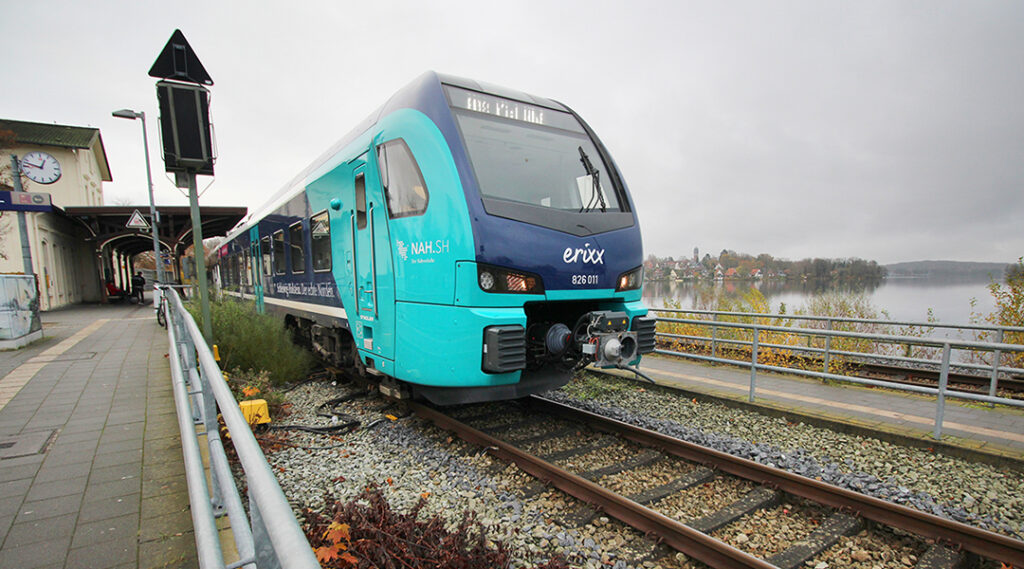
255, 436, 350, 451
261, 387, 417, 441
362, 418, 390, 430
279, 369, 347, 393
316, 392, 371, 418
264, 390, 377, 436
278, 378, 319, 393
617, 364, 658, 384
267, 418, 360, 435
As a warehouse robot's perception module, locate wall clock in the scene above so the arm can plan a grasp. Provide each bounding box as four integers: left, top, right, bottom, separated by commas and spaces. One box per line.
20, 151, 62, 184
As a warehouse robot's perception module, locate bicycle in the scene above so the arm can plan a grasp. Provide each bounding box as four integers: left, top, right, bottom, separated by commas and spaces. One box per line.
156, 287, 168, 328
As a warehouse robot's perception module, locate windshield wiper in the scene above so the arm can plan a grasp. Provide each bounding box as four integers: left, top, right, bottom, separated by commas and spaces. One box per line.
578, 146, 606, 213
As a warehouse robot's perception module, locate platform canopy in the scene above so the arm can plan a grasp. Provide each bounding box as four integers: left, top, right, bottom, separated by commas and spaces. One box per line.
64, 205, 247, 257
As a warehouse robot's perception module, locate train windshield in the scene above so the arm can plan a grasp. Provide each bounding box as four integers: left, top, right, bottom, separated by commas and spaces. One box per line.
447, 86, 633, 235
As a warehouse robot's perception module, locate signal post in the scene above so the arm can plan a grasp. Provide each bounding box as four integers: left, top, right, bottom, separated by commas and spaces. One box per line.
148, 30, 216, 341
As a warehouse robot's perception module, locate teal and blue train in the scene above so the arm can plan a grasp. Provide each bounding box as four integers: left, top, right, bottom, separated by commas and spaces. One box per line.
217, 72, 655, 404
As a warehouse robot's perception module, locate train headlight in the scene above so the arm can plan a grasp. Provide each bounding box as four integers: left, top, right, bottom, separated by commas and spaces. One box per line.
616, 266, 643, 292
479, 271, 496, 291
477, 263, 544, 294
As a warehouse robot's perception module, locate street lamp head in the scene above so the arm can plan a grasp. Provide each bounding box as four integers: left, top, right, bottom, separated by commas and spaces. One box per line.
112, 109, 141, 120
111, 106, 160, 284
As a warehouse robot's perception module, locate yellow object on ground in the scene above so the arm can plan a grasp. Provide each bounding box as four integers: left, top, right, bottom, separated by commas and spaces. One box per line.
239, 399, 271, 425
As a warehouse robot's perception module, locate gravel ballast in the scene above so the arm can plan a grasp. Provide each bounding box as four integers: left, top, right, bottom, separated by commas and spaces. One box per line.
554, 371, 1024, 538
258, 381, 664, 568
250, 368, 1022, 568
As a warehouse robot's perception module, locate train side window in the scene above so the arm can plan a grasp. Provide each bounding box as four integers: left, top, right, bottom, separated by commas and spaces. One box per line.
355, 174, 367, 230
310, 211, 331, 272
377, 139, 428, 218
243, 250, 251, 286
243, 250, 252, 286
289, 222, 305, 274
273, 231, 286, 274
261, 236, 272, 276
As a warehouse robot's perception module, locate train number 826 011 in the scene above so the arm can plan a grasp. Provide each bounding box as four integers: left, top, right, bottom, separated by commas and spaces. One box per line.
571, 274, 599, 286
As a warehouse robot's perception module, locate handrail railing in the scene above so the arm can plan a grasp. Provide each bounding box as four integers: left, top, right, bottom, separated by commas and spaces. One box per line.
161, 284, 319, 569
653, 307, 1024, 335
646, 310, 1024, 439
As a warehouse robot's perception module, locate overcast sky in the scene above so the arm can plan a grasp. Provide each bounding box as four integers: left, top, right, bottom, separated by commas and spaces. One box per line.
3, 1, 1021, 265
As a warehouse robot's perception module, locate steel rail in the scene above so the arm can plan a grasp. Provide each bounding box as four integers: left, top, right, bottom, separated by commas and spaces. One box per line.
408, 401, 777, 569
526, 396, 1024, 566
855, 362, 1024, 393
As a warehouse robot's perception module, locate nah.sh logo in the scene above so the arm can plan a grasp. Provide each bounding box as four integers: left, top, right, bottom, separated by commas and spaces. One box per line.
563, 243, 605, 265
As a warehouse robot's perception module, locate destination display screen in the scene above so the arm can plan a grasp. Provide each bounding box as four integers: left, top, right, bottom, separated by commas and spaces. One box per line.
445, 86, 582, 132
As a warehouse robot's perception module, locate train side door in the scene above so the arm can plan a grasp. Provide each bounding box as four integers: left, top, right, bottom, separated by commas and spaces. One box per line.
350, 159, 395, 367
248, 226, 265, 312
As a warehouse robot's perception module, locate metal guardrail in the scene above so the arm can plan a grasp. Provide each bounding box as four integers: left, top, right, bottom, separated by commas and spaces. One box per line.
649, 309, 1024, 439
160, 285, 319, 569
657, 308, 1024, 336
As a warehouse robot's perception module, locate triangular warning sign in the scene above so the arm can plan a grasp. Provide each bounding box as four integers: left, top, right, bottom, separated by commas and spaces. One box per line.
126, 210, 150, 230
311, 219, 329, 237
148, 29, 214, 86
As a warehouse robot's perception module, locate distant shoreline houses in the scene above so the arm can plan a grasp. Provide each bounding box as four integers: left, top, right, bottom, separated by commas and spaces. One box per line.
644, 255, 1014, 284
643, 254, 888, 283
646, 259, 778, 282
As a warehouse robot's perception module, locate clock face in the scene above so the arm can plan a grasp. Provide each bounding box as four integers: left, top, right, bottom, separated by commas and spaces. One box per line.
20, 151, 62, 184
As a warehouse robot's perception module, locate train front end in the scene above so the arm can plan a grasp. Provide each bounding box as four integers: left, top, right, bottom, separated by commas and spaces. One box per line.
406, 78, 654, 404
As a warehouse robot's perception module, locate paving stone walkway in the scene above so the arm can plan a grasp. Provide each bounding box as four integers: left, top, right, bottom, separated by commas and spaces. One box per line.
0, 302, 196, 569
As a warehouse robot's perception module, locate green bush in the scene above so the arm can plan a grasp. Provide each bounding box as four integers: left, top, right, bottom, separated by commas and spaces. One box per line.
189, 299, 314, 386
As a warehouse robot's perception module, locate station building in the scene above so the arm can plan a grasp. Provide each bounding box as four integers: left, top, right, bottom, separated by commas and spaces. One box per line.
2, 118, 247, 316
1, 118, 111, 310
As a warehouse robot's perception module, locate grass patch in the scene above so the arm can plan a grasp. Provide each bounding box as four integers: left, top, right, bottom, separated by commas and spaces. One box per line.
190, 298, 314, 386
560, 371, 634, 400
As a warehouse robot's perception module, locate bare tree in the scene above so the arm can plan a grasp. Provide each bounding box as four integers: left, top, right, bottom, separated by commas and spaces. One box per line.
0, 128, 24, 259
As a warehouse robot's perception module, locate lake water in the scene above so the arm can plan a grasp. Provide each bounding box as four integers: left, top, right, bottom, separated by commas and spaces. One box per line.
642, 274, 1003, 326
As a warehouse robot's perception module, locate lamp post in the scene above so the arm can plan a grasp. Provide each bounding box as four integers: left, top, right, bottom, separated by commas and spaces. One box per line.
112, 109, 163, 300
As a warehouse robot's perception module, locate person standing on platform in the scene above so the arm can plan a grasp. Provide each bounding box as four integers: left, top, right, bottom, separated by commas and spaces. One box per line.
131, 271, 145, 303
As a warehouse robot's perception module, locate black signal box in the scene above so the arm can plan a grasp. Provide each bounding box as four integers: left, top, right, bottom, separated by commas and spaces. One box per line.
156, 80, 214, 175
592, 311, 629, 333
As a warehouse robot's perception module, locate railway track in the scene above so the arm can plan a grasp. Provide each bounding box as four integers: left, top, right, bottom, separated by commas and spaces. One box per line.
411, 396, 1024, 569
658, 340, 1024, 398
855, 361, 1024, 396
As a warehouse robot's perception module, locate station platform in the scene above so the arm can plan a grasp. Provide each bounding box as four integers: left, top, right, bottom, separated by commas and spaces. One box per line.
0, 302, 197, 569
625, 353, 1024, 461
